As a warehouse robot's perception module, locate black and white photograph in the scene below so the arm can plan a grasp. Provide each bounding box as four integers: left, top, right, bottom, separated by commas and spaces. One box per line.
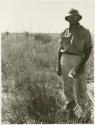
1, 0, 94, 124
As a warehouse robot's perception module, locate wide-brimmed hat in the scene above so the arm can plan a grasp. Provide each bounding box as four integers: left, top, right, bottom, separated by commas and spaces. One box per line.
65, 8, 82, 21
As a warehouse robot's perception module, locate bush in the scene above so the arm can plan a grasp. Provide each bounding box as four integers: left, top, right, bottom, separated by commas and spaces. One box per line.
1, 32, 10, 40
4, 31, 10, 35
23, 31, 30, 37
34, 33, 51, 44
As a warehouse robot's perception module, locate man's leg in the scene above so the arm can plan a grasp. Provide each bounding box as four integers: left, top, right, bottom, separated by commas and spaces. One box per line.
61, 61, 78, 122
61, 63, 76, 104
60, 55, 83, 122
75, 72, 93, 122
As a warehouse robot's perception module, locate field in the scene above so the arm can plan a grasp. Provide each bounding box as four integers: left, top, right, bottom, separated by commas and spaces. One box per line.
1, 32, 94, 124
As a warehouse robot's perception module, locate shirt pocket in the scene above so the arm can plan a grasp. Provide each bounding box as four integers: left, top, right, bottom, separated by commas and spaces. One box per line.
75, 38, 85, 52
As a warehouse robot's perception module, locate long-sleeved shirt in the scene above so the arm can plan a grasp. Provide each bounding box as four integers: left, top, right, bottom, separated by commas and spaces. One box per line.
59, 24, 92, 56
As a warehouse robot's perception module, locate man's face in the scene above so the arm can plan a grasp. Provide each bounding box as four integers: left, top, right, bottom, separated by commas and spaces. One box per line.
68, 15, 79, 24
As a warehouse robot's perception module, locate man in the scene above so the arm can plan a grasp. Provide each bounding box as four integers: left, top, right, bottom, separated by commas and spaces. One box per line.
57, 8, 93, 122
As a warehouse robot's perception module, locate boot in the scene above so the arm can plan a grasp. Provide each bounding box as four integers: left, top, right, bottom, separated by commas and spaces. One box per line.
66, 100, 76, 110
66, 100, 78, 123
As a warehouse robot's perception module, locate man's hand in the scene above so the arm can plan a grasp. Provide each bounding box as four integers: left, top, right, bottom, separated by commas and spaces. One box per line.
57, 65, 62, 76
68, 68, 76, 78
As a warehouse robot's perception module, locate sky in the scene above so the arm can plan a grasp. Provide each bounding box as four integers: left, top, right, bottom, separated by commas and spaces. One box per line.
0, 0, 94, 33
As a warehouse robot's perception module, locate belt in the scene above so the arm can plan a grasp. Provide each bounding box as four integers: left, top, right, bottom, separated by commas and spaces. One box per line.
62, 52, 83, 56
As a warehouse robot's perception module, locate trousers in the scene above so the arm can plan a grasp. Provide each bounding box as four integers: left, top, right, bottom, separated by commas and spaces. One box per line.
61, 54, 92, 111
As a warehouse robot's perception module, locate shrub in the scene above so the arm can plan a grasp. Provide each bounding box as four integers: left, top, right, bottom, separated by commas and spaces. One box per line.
4, 31, 10, 35
34, 33, 51, 44
1, 32, 10, 40
23, 31, 29, 37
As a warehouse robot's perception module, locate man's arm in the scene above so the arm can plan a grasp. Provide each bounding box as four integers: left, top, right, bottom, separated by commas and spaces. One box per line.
57, 37, 64, 76
58, 48, 62, 66
57, 49, 62, 76
75, 47, 92, 74
72, 30, 93, 77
